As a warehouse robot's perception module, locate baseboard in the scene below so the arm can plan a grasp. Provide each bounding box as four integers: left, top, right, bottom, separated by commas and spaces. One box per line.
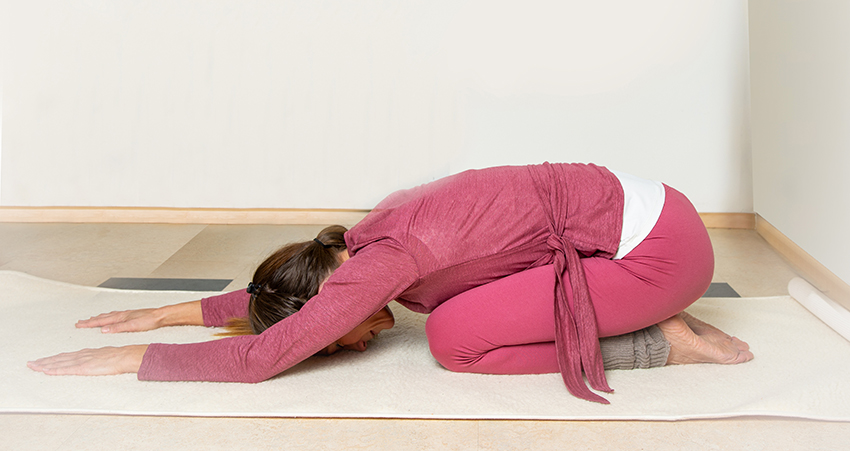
3, 207, 756, 228
0, 207, 370, 226
756, 214, 850, 310
698, 213, 756, 229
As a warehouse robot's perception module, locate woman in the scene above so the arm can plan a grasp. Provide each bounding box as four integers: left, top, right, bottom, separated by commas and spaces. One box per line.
29, 163, 752, 403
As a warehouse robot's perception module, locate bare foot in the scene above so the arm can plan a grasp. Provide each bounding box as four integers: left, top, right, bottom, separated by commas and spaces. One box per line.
658, 312, 754, 365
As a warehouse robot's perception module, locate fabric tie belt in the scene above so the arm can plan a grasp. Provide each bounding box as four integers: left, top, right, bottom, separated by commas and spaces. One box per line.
547, 232, 612, 404
527, 162, 619, 403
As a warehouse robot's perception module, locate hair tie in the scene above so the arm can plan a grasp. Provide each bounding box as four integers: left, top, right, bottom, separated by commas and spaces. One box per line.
313, 238, 331, 249
247, 282, 263, 295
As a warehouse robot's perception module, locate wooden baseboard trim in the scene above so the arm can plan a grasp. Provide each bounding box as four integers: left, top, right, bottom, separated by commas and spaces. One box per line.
698, 212, 756, 229
0, 207, 370, 226
756, 214, 850, 310
3, 207, 757, 229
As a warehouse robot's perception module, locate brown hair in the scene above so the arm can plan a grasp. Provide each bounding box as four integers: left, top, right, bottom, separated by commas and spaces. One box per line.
217, 225, 348, 337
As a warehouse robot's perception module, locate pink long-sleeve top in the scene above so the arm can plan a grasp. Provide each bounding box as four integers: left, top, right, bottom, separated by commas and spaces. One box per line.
138, 163, 624, 402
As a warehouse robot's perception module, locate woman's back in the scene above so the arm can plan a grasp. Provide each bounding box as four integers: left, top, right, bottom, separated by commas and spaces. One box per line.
346, 162, 623, 312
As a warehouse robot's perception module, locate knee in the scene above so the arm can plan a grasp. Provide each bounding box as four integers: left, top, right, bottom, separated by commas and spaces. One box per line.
425, 312, 476, 373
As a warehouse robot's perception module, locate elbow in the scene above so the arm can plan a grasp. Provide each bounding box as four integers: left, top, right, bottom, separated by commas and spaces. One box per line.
235, 352, 284, 384
238, 363, 282, 383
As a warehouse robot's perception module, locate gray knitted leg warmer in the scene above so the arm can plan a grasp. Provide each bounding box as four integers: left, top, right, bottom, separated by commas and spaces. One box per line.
599, 325, 670, 370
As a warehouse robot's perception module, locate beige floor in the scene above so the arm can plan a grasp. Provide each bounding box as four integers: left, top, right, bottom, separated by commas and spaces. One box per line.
0, 223, 847, 450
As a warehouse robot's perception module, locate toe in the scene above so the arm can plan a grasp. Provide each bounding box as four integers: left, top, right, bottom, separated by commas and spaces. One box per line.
731, 336, 750, 351
735, 349, 754, 363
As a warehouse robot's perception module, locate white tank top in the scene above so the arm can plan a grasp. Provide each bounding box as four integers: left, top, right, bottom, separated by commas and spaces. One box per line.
609, 170, 666, 260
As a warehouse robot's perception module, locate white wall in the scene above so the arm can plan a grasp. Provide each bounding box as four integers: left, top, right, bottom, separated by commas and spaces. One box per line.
0, 102, 2, 208
0, 3, 5, 203
1, 0, 752, 211
749, 0, 850, 285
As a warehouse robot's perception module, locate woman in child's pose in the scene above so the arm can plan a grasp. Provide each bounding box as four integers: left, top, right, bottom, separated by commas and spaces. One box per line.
29, 163, 752, 403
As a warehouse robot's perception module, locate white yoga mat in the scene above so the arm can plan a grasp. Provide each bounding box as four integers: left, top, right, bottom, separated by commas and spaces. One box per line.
2, 270, 850, 421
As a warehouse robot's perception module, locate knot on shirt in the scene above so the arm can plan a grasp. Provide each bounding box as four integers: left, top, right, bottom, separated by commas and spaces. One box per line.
546, 234, 570, 254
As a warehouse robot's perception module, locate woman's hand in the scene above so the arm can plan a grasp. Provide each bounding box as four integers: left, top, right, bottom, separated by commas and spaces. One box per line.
27, 345, 148, 376
76, 300, 203, 333
76, 309, 162, 333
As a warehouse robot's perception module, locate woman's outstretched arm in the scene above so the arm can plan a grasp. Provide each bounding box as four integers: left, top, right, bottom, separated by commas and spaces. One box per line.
74, 289, 252, 333
29, 291, 247, 375
76, 300, 204, 333
29, 291, 249, 375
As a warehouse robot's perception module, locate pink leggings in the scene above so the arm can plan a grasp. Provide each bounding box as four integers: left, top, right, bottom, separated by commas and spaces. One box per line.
425, 185, 714, 374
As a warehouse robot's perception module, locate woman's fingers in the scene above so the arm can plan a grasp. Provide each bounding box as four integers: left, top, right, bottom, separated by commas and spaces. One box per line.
28, 348, 107, 374
76, 309, 159, 333
76, 311, 127, 328
28, 345, 148, 375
